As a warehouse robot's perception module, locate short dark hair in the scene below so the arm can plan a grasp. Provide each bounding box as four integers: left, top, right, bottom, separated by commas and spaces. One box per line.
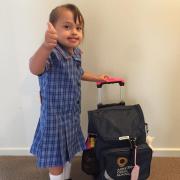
49, 4, 84, 34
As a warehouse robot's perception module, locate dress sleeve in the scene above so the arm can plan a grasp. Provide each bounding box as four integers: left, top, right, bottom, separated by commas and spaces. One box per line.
44, 51, 58, 72
74, 48, 84, 76
80, 65, 84, 77
38, 51, 58, 77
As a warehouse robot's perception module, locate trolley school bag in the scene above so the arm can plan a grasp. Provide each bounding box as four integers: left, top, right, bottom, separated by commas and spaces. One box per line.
81, 78, 153, 180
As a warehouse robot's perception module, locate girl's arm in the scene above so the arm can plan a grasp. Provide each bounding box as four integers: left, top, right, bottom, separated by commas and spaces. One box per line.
29, 23, 58, 75
82, 71, 108, 82
29, 44, 52, 75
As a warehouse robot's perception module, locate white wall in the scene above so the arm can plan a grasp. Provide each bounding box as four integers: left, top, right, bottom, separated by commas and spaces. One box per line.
0, 0, 180, 156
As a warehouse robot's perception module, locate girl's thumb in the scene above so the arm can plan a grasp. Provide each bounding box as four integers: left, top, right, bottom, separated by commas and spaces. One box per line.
47, 22, 55, 32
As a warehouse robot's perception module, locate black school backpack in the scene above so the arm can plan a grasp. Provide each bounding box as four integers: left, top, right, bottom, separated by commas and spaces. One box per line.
82, 104, 152, 180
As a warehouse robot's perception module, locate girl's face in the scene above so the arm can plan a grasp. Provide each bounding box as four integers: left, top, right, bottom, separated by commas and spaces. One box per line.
54, 10, 83, 54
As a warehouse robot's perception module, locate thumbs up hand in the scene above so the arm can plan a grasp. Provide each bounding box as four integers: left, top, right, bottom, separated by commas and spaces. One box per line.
43, 22, 58, 50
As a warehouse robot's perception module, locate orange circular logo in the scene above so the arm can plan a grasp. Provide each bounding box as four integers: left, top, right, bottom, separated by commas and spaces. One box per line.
116, 157, 128, 167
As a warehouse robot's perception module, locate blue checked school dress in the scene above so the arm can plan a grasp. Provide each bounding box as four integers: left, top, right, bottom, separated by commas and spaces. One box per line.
30, 43, 86, 168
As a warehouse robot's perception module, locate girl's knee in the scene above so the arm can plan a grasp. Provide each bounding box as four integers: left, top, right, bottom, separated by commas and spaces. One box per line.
49, 166, 63, 175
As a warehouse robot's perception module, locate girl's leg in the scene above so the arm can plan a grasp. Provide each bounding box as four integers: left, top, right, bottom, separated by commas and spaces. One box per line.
64, 161, 72, 180
49, 167, 63, 180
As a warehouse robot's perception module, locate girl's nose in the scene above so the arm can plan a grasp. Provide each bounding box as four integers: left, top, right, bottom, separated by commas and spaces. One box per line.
71, 28, 78, 35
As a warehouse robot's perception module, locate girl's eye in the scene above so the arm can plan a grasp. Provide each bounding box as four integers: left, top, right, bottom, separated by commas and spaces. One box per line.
64, 25, 71, 30
77, 26, 82, 31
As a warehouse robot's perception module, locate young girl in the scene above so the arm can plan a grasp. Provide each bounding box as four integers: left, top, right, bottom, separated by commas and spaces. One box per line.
29, 4, 108, 180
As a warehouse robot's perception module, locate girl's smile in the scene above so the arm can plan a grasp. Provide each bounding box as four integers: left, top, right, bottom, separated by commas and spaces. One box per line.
67, 37, 80, 43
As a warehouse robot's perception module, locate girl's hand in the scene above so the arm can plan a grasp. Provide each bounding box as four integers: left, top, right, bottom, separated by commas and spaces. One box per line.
43, 22, 58, 50
97, 74, 109, 82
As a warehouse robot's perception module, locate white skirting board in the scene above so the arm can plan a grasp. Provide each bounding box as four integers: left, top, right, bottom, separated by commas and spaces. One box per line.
153, 148, 180, 157
0, 148, 31, 156
0, 148, 83, 156
0, 147, 180, 157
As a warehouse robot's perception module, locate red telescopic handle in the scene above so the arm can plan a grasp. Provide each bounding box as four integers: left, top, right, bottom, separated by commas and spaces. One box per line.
96, 77, 125, 88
